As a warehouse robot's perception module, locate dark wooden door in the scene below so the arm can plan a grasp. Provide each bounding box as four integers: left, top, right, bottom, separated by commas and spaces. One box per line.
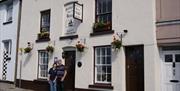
125, 46, 144, 91
64, 51, 76, 91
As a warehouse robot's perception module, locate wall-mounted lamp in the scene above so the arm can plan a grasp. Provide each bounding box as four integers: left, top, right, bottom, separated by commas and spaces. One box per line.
123, 29, 128, 33
27, 42, 33, 49
116, 29, 128, 42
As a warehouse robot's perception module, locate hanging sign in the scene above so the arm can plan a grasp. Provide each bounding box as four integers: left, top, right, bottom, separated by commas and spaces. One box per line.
64, 2, 83, 34
74, 3, 83, 21
65, 3, 75, 34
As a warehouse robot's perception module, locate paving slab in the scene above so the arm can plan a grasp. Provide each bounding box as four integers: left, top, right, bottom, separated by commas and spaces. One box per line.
0, 82, 34, 91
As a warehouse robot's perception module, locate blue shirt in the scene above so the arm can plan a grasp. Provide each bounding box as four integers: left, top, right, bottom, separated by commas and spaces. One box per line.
48, 68, 57, 81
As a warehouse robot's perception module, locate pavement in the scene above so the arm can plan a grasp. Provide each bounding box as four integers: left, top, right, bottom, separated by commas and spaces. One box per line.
0, 82, 33, 91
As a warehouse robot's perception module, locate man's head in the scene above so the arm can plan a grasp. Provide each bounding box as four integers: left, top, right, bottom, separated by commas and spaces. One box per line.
56, 59, 62, 66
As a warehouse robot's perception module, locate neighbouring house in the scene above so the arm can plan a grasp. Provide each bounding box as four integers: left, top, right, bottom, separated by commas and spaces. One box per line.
16, 0, 180, 91
156, 0, 180, 91
0, 0, 21, 83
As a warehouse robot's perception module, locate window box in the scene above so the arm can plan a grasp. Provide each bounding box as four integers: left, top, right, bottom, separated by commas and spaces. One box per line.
93, 22, 111, 33
36, 32, 50, 42
37, 32, 50, 40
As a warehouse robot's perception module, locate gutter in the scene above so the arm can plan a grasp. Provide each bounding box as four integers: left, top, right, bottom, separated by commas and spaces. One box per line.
14, 0, 22, 86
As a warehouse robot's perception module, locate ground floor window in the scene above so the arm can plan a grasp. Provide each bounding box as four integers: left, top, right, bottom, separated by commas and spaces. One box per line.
38, 50, 49, 79
94, 46, 112, 84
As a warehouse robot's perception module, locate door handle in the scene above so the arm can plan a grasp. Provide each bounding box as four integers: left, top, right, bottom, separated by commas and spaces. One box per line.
170, 80, 179, 83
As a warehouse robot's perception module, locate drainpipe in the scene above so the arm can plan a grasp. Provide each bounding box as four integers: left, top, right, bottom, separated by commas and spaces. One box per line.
14, 0, 22, 87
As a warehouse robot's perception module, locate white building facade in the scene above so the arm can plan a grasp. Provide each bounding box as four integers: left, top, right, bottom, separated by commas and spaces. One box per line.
0, 0, 20, 82
17, 0, 162, 91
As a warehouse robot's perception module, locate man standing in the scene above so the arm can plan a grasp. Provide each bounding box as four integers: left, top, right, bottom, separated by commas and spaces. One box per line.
56, 59, 67, 91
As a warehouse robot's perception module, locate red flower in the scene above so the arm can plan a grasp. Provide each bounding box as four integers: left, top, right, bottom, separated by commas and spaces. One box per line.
76, 41, 85, 52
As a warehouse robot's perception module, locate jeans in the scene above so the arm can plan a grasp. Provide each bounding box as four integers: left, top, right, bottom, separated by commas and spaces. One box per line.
49, 80, 57, 91
57, 81, 64, 91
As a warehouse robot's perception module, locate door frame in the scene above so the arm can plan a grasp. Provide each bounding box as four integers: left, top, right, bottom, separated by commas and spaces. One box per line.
62, 46, 76, 91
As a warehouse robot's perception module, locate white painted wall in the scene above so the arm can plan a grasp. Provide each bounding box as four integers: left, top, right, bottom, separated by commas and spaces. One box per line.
18, 0, 160, 91
0, 0, 20, 82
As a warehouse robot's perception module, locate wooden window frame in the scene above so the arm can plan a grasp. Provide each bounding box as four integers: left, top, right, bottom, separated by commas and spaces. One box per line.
93, 0, 112, 33
89, 45, 113, 89
37, 50, 49, 79
36, 9, 51, 42
40, 9, 51, 33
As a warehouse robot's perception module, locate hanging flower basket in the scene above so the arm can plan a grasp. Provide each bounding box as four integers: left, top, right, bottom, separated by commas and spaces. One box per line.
24, 42, 33, 53
111, 35, 122, 50
76, 41, 85, 52
46, 45, 54, 53
24, 47, 32, 53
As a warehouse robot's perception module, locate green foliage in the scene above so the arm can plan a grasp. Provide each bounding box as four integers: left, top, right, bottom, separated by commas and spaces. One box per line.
46, 45, 54, 53
24, 47, 32, 53
38, 31, 50, 39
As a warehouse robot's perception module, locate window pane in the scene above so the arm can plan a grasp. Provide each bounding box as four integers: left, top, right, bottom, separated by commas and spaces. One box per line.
107, 74, 111, 82
107, 66, 111, 74
97, 66, 102, 73
108, 14, 112, 22
175, 54, 180, 62
97, 57, 100, 64
165, 55, 173, 62
102, 66, 106, 74
102, 73, 106, 81
107, 47, 111, 55
102, 1, 106, 13
107, 56, 111, 64
97, 1, 102, 14
97, 74, 101, 81
102, 57, 106, 64
96, 48, 100, 56
107, 0, 112, 12
42, 15, 50, 27
40, 65, 44, 70
102, 48, 105, 55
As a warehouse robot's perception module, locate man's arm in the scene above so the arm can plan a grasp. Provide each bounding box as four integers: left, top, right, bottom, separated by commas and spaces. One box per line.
61, 70, 67, 82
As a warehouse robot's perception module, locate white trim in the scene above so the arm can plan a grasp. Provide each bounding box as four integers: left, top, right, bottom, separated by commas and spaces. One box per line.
94, 46, 112, 83
38, 51, 49, 79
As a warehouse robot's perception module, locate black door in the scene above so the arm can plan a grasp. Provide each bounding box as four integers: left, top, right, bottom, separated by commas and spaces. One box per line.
125, 46, 144, 91
64, 51, 76, 91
